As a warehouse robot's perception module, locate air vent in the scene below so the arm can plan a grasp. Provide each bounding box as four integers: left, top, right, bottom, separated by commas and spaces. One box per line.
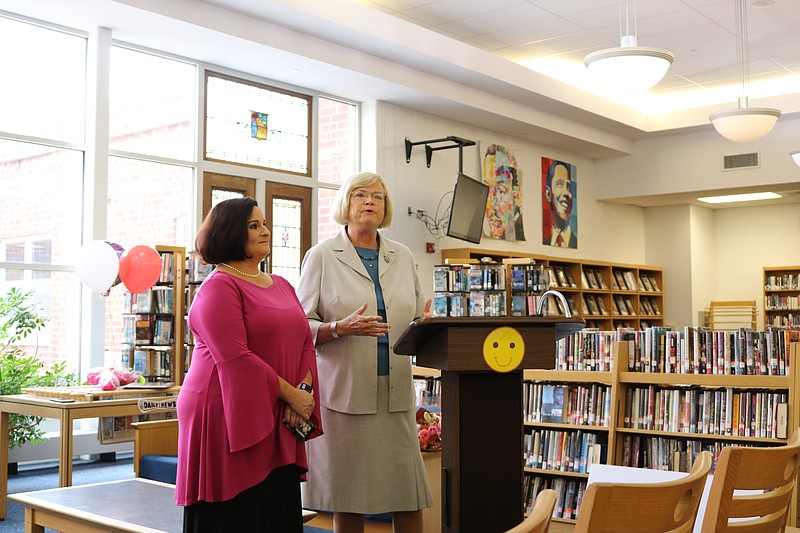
723, 152, 759, 170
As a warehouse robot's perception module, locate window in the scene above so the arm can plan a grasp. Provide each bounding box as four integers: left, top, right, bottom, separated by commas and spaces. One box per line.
317, 96, 358, 242
265, 183, 311, 287
205, 72, 312, 175
109, 47, 196, 160
0, 16, 86, 143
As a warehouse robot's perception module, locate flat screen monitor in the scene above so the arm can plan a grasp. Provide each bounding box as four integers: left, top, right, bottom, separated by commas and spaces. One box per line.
446, 172, 489, 244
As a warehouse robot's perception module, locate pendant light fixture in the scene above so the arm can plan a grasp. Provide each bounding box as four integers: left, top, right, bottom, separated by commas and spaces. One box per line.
709, 0, 780, 142
584, 0, 674, 92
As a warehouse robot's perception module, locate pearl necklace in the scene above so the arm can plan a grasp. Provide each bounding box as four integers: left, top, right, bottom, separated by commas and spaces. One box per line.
355, 249, 379, 268
219, 262, 262, 278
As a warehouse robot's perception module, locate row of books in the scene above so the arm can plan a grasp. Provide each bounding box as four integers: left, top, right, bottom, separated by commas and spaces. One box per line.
156, 251, 176, 284
122, 287, 174, 315
549, 265, 577, 289
511, 294, 542, 316
764, 273, 799, 291
431, 291, 506, 317
765, 294, 799, 310
619, 436, 750, 473
621, 326, 795, 376
524, 476, 585, 521
555, 329, 616, 372
524, 383, 611, 427
510, 264, 548, 293
622, 384, 788, 439
524, 429, 605, 474
131, 348, 174, 379
121, 316, 173, 345
186, 254, 214, 283
766, 314, 800, 327
433, 264, 506, 293
414, 377, 441, 407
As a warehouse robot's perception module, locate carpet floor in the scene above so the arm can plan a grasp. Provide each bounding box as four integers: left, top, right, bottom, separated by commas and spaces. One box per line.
2, 454, 330, 532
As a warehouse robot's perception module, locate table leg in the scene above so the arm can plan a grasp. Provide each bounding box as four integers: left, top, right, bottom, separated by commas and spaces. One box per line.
58, 413, 73, 487
0, 410, 8, 520
24, 507, 45, 533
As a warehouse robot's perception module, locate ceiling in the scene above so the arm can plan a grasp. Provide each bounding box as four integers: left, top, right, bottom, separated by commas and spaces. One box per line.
1, 0, 799, 205
356, 0, 800, 111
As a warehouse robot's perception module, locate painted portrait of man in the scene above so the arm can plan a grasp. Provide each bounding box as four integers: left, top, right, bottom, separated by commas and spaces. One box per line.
542, 158, 577, 248
483, 144, 525, 241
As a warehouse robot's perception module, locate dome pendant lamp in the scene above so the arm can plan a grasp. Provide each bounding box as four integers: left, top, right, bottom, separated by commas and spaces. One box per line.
709, 0, 780, 142
584, 0, 674, 92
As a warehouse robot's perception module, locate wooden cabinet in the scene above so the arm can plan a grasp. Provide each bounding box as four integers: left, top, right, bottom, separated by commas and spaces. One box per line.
763, 266, 800, 328
120, 245, 187, 386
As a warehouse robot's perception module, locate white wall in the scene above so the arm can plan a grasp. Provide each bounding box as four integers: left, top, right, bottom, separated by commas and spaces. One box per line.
370, 101, 647, 301
594, 115, 800, 200
361, 102, 800, 330
713, 203, 800, 329
643, 205, 693, 328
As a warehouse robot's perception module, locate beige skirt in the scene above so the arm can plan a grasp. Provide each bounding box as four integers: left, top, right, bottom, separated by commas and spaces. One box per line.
301, 376, 433, 514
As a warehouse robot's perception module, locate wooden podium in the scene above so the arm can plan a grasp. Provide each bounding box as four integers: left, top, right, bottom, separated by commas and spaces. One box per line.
395, 316, 584, 533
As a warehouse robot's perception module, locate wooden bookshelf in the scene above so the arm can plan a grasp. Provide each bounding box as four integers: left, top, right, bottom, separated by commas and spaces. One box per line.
763, 266, 800, 328
522, 333, 799, 525
120, 245, 187, 386
441, 248, 663, 329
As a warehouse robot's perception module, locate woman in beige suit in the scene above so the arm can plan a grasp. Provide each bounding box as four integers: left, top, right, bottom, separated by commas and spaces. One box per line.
296, 172, 432, 533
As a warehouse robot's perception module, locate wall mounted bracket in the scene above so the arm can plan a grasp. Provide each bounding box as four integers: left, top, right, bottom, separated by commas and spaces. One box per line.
405, 135, 476, 173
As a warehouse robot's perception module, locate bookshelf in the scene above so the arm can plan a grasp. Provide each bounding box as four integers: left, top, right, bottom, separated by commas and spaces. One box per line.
120, 245, 187, 386
440, 248, 663, 329
522, 330, 799, 525
763, 266, 800, 328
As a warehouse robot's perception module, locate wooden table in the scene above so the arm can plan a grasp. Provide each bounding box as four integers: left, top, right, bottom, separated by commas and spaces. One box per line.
9, 478, 319, 533
0, 392, 178, 520
9, 478, 180, 533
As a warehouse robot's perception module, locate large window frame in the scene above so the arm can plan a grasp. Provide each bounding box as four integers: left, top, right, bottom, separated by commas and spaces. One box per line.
2, 13, 358, 382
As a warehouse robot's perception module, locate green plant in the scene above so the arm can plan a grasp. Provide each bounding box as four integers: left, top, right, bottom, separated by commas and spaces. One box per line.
0, 287, 78, 448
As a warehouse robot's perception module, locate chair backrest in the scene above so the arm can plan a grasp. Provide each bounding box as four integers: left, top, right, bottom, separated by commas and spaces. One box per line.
504, 489, 558, 533
574, 451, 713, 533
701, 429, 800, 533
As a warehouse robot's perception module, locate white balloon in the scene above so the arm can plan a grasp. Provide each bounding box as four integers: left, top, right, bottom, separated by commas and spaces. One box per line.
76, 240, 120, 293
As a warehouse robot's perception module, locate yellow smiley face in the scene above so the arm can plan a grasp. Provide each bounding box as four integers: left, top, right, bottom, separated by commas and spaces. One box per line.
482, 327, 525, 372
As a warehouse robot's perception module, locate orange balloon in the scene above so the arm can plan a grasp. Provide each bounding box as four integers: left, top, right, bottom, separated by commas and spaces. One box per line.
119, 245, 163, 294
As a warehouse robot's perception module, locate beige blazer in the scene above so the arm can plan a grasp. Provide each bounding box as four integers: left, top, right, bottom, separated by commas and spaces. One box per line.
296, 228, 425, 414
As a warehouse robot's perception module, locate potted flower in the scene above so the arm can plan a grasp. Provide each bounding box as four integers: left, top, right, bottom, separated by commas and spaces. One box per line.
416, 407, 442, 451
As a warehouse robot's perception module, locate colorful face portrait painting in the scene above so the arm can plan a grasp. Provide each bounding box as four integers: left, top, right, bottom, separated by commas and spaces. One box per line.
250, 111, 268, 140
482, 144, 525, 241
542, 158, 577, 249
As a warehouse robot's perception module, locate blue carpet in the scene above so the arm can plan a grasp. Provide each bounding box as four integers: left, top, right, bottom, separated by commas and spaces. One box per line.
1, 454, 330, 532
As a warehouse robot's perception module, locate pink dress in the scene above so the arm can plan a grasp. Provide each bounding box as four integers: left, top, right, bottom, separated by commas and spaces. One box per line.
175, 271, 321, 506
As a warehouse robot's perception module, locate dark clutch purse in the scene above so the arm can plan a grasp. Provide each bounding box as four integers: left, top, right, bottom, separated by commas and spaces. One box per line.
284, 419, 316, 441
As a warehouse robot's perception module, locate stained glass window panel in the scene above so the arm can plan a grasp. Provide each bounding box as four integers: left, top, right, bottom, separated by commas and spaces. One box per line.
205, 73, 311, 175
271, 198, 302, 286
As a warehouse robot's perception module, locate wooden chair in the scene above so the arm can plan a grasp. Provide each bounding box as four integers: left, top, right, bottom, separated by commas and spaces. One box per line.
700, 429, 800, 532
574, 450, 713, 533
504, 489, 558, 533
131, 418, 178, 476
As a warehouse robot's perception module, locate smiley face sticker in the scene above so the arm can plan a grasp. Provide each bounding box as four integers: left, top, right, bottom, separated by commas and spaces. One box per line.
483, 326, 525, 372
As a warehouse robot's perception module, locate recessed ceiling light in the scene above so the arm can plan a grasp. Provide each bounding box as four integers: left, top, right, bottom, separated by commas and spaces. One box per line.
698, 192, 782, 204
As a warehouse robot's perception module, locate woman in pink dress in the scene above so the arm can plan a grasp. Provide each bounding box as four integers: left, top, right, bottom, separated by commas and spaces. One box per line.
175, 197, 321, 532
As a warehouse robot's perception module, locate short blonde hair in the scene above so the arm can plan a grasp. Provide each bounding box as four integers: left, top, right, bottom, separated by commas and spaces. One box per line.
332, 172, 394, 228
